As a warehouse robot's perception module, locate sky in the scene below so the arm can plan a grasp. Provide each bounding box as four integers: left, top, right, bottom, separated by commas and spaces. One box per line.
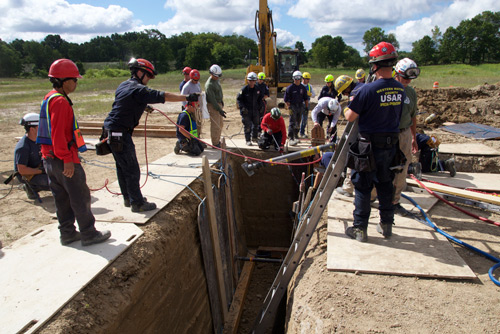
1, 0, 499, 55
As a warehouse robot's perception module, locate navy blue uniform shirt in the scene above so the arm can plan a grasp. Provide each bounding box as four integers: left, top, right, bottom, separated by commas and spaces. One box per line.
284, 83, 309, 105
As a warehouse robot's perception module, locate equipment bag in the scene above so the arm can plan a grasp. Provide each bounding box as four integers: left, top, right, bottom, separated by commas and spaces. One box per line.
346, 139, 376, 172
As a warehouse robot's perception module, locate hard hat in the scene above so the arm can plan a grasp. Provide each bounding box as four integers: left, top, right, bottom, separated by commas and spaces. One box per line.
258, 72, 266, 80
327, 99, 340, 112
324, 74, 334, 83
247, 72, 258, 81
48, 59, 82, 79
355, 69, 366, 80
128, 58, 158, 78
189, 69, 200, 81
209, 64, 222, 77
292, 71, 302, 80
302, 72, 311, 79
368, 41, 398, 65
270, 107, 281, 120
182, 66, 192, 75
395, 58, 420, 79
20, 113, 40, 126
334, 75, 353, 95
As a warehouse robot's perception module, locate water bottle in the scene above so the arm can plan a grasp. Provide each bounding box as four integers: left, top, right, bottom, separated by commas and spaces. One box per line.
425, 113, 437, 123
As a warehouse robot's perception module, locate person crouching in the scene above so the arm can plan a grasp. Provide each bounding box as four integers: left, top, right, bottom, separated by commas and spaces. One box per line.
258, 107, 287, 151
174, 101, 204, 156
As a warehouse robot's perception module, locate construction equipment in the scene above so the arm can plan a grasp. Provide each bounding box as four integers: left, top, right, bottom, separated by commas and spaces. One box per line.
241, 142, 335, 177
251, 120, 359, 333
246, 0, 300, 105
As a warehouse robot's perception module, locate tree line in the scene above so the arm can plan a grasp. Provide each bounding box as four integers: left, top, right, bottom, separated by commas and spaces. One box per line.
0, 11, 498, 77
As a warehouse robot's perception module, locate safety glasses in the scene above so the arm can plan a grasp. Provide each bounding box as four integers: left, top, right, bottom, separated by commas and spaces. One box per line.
402, 67, 420, 79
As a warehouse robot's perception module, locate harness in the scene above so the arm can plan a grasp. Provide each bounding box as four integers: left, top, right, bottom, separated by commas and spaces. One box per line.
37, 92, 87, 153
183, 110, 198, 138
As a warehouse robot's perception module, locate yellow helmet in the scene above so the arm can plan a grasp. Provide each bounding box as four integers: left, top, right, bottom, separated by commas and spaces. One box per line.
334, 75, 354, 95
258, 72, 266, 80
324, 74, 334, 83
355, 69, 365, 80
302, 72, 311, 79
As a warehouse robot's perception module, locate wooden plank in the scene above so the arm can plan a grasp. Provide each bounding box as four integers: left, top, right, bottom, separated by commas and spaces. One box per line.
407, 178, 500, 206
222, 261, 255, 334
438, 143, 500, 156
327, 194, 476, 279
0, 222, 143, 334
197, 203, 223, 334
420, 172, 500, 192
202, 156, 229, 321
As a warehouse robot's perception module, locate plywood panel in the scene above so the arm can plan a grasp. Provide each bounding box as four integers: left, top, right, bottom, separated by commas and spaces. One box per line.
421, 172, 500, 192
0, 222, 143, 334
327, 193, 476, 279
439, 143, 500, 156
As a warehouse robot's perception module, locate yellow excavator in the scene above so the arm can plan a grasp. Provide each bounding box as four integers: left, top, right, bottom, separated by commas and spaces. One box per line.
246, 0, 300, 106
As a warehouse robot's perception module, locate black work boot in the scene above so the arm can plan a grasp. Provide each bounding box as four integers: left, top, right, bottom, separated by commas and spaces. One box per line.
124, 197, 147, 208
174, 141, 181, 154
60, 231, 81, 246
376, 222, 393, 238
23, 184, 38, 200
82, 230, 111, 246
345, 226, 368, 242
444, 158, 456, 177
131, 201, 157, 212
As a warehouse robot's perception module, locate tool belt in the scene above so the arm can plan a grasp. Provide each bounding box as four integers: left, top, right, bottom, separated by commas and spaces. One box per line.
346, 137, 376, 172
360, 132, 399, 148
96, 127, 112, 156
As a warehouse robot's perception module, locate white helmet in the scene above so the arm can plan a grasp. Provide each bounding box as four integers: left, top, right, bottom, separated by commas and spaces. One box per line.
327, 99, 340, 113
209, 64, 222, 77
20, 113, 39, 126
292, 70, 302, 80
247, 72, 258, 81
395, 58, 420, 79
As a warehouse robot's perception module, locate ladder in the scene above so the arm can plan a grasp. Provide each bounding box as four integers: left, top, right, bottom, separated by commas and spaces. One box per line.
251, 120, 359, 333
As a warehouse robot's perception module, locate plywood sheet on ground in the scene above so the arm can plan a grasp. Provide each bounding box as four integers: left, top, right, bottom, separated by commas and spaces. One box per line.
441, 122, 500, 140
0, 222, 142, 334
90, 149, 220, 224
327, 194, 476, 279
224, 138, 320, 152
438, 143, 500, 156
420, 172, 500, 192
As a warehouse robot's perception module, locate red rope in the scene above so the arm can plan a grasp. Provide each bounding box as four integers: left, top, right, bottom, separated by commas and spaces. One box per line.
422, 177, 500, 197
410, 174, 500, 227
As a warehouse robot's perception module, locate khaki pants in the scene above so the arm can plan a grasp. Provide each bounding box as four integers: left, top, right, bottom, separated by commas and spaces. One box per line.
207, 102, 224, 146
393, 127, 412, 204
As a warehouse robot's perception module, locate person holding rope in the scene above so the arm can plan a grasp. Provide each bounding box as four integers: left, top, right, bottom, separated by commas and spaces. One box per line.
181, 69, 204, 142
38, 59, 111, 246
258, 107, 287, 151
103, 58, 198, 213
174, 101, 204, 156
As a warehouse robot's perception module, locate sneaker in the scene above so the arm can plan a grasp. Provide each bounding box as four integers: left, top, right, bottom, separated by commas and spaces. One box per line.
299, 133, 307, 139
23, 184, 38, 200
124, 197, 147, 208
335, 187, 353, 197
376, 222, 393, 238
131, 201, 157, 212
81, 230, 111, 246
246, 141, 253, 146
345, 226, 367, 242
289, 139, 298, 146
174, 141, 181, 154
444, 158, 456, 177
393, 203, 409, 217
60, 231, 81, 246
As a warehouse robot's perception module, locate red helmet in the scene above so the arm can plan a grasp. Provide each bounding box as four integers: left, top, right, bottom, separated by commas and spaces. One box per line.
128, 58, 157, 78
189, 69, 200, 81
368, 42, 398, 64
48, 59, 82, 78
182, 66, 192, 75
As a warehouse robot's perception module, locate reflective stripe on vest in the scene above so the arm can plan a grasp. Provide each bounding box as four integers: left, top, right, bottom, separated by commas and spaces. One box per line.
183, 110, 198, 138
36, 92, 87, 153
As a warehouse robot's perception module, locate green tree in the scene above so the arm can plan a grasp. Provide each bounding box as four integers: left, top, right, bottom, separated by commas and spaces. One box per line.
0, 41, 22, 77
295, 41, 308, 64
411, 35, 436, 65
342, 46, 364, 68
362, 27, 399, 55
212, 42, 241, 68
310, 35, 347, 68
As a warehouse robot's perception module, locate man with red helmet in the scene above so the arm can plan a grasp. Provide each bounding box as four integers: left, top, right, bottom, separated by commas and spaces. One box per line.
181, 69, 203, 139
104, 58, 199, 213
343, 42, 406, 242
38, 59, 111, 246
179, 66, 192, 92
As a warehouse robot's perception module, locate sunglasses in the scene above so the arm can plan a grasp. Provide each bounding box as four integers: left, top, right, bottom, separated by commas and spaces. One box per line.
401, 67, 420, 79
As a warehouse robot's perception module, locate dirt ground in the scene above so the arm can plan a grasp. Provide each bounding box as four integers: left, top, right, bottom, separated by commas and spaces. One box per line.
1, 81, 500, 333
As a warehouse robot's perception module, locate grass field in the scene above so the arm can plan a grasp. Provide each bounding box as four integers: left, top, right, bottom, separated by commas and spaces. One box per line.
1, 63, 499, 121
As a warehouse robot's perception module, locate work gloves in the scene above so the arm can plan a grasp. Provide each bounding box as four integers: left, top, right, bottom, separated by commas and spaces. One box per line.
144, 105, 154, 113
219, 110, 227, 118
267, 129, 273, 135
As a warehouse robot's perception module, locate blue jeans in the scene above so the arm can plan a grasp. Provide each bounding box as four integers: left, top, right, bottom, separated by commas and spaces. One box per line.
43, 157, 97, 239
351, 145, 396, 229
109, 131, 145, 206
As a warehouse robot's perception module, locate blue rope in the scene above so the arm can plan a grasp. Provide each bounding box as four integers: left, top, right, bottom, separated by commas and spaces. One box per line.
401, 193, 500, 287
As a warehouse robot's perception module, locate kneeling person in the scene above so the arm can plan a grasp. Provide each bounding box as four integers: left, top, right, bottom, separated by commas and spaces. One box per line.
258, 107, 287, 151
174, 101, 204, 156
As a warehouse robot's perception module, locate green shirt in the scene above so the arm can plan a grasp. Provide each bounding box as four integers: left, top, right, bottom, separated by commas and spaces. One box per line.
399, 85, 417, 129
205, 76, 224, 113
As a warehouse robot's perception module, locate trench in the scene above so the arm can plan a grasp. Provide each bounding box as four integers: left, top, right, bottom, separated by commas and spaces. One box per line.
39, 149, 311, 334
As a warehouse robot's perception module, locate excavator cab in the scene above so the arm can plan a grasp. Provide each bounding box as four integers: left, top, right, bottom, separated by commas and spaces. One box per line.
277, 50, 299, 85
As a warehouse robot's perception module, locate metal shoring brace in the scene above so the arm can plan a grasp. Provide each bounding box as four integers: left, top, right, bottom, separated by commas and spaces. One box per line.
251, 120, 359, 333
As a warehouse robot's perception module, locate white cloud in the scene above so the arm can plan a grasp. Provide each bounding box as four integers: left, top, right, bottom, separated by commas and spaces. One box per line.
0, 0, 133, 43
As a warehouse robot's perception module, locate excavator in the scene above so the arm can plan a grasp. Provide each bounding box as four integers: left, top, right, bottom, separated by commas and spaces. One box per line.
246, 0, 300, 107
